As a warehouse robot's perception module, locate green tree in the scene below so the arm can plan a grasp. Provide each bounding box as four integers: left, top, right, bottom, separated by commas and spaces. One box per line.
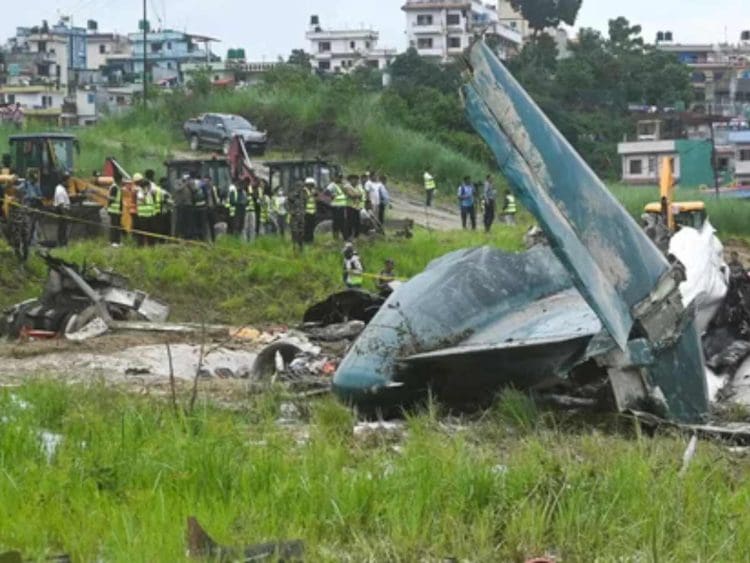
287, 49, 312, 70
509, 0, 583, 36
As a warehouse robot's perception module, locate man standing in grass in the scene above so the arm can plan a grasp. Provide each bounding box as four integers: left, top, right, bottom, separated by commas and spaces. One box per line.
54, 173, 71, 247
343, 242, 364, 289
424, 166, 437, 207
457, 176, 476, 230
303, 177, 317, 244
482, 174, 497, 233
501, 189, 517, 225
327, 173, 347, 240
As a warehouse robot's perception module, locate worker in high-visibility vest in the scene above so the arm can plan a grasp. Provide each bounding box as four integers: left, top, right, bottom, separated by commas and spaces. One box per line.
351, 176, 366, 239
226, 177, 239, 235
146, 169, 170, 242
343, 242, 364, 289
259, 184, 274, 235
501, 189, 518, 226
303, 177, 317, 244
327, 173, 347, 240
424, 166, 437, 207
273, 188, 288, 238
107, 169, 124, 247
134, 173, 155, 247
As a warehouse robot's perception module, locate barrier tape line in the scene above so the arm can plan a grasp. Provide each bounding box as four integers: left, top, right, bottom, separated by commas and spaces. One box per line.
8, 200, 211, 248
5, 200, 408, 282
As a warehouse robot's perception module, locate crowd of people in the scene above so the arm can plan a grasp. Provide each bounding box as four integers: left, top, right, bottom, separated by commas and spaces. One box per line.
422, 167, 517, 232
101, 167, 399, 251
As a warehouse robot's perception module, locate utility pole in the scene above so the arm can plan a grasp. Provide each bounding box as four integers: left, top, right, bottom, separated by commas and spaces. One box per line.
142, 0, 147, 108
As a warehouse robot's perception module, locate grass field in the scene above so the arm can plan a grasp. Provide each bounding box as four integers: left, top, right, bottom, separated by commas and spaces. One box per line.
0, 227, 526, 325
2, 382, 750, 561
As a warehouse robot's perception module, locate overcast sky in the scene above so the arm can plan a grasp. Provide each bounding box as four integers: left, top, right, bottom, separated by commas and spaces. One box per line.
2, 0, 748, 60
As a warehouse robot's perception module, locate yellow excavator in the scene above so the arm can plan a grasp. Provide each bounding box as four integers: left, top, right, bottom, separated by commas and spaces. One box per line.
1, 133, 118, 257
643, 156, 706, 232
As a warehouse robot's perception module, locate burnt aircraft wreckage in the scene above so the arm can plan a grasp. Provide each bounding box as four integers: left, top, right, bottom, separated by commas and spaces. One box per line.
333, 40, 710, 423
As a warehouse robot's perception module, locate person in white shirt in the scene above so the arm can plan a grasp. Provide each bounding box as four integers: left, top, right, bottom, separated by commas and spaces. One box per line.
53, 174, 71, 247
365, 172, 379, 211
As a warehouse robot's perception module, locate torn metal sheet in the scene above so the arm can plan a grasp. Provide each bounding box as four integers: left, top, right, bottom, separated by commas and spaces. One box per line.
464, 41, 669, 349
333, 40, 709, 423
0, 252, 171, 340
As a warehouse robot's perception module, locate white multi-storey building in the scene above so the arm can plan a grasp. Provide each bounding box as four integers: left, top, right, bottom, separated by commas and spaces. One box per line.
306, 16, 398, 74
402, 0, 522, 62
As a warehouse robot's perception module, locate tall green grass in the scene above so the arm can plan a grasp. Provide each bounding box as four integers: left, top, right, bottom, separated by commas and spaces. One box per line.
1, 382, 749, 561
0, 227, 526, 325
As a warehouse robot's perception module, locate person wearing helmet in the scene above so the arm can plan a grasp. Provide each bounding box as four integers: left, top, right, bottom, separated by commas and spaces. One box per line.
342, 242, 364, 289
303, 177, 317, 244
53, 172, 71, 247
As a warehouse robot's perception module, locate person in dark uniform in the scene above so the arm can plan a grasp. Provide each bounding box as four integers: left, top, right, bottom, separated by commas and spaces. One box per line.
287, 180, 306, 251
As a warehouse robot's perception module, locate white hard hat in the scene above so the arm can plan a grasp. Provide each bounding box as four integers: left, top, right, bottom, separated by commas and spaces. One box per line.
132, 173, 144, 182
305, 177, 316, 185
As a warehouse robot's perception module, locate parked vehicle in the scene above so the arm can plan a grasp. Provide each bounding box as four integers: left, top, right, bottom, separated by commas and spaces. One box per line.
183, 113, 267, 155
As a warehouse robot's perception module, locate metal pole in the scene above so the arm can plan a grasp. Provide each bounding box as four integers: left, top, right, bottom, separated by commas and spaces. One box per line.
143, 0, 147, 108
710, 119, 720, 199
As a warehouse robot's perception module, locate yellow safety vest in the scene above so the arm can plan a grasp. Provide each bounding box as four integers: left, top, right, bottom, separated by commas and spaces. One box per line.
505, 195, 517, 214
424, 172, 436, 191
305, 187, 317, 215
346, 256, 364, 287
137, 190, 155, 218
355, 184, 366, 210
225, 185, 238, 217
107, 183, 122, 214
330, 183, 346, 207
153, 185, 164, 214
260, 195, 271, 222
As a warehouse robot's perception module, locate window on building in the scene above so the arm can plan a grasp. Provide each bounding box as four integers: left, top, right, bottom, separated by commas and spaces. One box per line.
648, 157, 657, 174
319, 41, 331, 53
417, 37, 434, 50
350, 41, 356, 49
416, 15, 434, 26
167, 41, 172, 50
718, 157, 730, 171
38, 41, 47, 52
87, 93, 95, 104
166, 62, 173, 69
740, 149, 750, 161
365, 41, 371, 49
629, 159, 643, 175
151, 42, 162, 53
510, 21, 517, 28
8, 94, 15, 104
367, 60, 379, 68
446, 14, 461, 25
318, 61, 331, 71
448, 37, 462, 49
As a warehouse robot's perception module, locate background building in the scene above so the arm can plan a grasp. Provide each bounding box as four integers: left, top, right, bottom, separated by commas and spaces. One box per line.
402, 0, 522, 62
306, 15, 397, 73
656, 33, 750, 117
127, 28, 218, 85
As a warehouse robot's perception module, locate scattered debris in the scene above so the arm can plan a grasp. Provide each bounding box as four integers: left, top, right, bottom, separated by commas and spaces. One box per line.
305, 320, 366, 342
303, 289, 384, 326
1, 252, 169, 341
186, 516, 304, 562
334, 40, 711, 424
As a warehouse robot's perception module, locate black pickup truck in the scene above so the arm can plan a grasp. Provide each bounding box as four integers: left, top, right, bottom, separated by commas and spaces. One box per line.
183, 113, 267, 155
